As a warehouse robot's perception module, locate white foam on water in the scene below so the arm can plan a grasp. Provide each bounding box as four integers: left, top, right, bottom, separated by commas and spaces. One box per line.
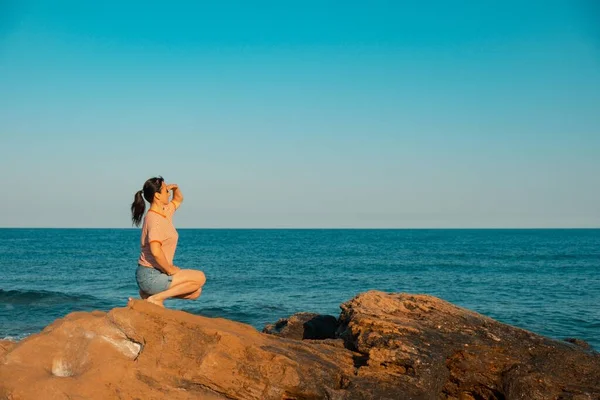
2, 333, 30, 341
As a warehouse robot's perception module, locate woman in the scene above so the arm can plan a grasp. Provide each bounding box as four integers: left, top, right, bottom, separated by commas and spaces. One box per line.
130, 176, 206, 307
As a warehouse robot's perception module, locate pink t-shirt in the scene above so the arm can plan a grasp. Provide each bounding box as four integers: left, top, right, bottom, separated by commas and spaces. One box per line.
138, 201, 179, 269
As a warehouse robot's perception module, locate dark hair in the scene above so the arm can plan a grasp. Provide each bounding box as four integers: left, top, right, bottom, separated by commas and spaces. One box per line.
131, 176, 164, 227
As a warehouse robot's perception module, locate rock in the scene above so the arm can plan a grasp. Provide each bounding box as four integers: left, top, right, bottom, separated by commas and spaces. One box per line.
0, 340, 16, 358
0, 291, 598, 399
0, 301, 361, 399
565, 337, 594, 351
262, 312, 338, 340
335, 291, 600, 399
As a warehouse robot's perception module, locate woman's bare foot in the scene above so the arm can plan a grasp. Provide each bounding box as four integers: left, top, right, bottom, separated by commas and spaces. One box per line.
146, 295, 165, 307
139, 290, 150, 299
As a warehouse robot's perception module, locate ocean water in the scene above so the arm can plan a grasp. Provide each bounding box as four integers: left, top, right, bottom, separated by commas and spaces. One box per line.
0, 229, 599, 350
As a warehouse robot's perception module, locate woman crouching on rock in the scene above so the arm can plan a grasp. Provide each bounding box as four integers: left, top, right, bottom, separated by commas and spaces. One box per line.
130, 176, 206, 307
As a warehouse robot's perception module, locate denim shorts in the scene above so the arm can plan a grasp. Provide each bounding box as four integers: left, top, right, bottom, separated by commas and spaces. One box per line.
136, 265, 172, 295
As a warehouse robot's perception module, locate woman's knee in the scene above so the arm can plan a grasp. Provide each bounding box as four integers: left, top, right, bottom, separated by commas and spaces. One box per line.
194, 270, 206, 285
172, 269, 206, 286
178, 269, 206, 285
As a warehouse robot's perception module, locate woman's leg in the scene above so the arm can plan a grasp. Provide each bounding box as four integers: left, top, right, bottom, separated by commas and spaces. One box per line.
147, 269, 206, 307
175, 288, 202, 300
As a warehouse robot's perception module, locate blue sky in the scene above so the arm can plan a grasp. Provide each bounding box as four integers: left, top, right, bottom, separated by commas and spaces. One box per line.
1, 1, 599, 228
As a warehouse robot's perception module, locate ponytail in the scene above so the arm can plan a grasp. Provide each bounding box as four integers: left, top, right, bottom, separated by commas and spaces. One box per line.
130, 176, 164, 226
131, 190, 146, 227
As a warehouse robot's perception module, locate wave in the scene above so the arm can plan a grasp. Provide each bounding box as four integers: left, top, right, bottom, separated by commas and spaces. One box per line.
0, 289, 100, 305
2, 333, 30, 341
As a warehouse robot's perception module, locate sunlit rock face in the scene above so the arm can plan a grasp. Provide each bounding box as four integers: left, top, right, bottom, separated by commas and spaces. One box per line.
1, 291, 598, 399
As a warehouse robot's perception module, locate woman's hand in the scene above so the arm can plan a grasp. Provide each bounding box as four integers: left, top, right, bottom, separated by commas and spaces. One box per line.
168, 183, 184, 205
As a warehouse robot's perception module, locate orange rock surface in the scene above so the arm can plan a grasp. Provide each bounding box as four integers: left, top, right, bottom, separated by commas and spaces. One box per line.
1, 291, 598, 399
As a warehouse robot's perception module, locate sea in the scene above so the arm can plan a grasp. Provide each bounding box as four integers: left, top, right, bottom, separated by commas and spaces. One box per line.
1, 228, 598, 350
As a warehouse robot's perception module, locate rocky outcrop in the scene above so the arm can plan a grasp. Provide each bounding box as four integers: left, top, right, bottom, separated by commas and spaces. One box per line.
334, 292, 600, 399
0, 291, 598, 399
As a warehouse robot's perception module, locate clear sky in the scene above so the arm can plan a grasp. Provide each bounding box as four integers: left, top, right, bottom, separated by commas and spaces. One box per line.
1, 1, 599, 228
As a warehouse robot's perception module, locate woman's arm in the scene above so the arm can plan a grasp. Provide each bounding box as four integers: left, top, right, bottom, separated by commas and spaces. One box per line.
149, 241, 179, 275
167, 184, 184, 208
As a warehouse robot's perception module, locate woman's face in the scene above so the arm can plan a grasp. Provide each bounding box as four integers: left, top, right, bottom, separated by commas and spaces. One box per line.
155, 183, 170, 206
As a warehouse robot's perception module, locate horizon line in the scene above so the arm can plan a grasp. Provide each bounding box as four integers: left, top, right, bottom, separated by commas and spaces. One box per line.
0, 227, 599, 230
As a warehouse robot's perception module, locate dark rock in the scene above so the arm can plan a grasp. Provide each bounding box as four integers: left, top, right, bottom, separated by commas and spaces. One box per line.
263, 312, 338, 340
304, 314, 339, 340
564, 337, 594, 351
